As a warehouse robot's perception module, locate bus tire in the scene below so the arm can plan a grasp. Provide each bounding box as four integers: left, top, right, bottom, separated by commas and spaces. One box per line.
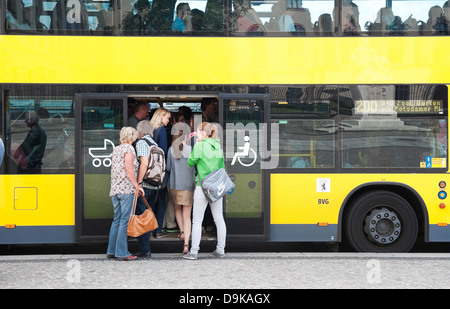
345, 190, 418, 253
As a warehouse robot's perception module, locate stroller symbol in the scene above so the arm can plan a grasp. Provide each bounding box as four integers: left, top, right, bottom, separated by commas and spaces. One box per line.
231, 136, 257, 167
89, 139, 115, 167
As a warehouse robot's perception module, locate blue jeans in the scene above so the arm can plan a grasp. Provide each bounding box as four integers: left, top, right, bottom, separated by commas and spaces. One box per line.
107, 194, 134, 258
135, 188, 154, 255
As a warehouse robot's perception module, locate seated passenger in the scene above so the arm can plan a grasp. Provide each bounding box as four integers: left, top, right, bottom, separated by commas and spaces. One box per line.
426, 5, 444, 32
122, 0, 151, 34
233, 0, 266, 33
268, 0, 295, 32
172, 2, 192, 32
191, 8, 204, 31
444, 1, 450, 19
341, 1, 360, 35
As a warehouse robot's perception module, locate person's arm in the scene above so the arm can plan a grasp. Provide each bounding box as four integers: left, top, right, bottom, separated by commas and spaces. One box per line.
158, 127, 168, 155
137, 156, 148, 184
125, 152, 144, 196
187, 143, 199, 167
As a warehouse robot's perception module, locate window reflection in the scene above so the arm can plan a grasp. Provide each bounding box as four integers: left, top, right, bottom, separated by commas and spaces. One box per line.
270, 85, 338, 168
7, 96, 75, 173
275, 119, 335, 168
4, 0, 450, 36
242, 0, 335, 36
340, 85, 448, 168
359, 0, 449, 36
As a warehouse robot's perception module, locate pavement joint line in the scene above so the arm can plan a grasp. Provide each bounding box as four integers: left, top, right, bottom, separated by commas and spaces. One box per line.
1, 252, 450, 262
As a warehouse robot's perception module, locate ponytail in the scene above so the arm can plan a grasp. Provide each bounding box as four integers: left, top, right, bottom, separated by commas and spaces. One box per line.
198, 122, 218, 139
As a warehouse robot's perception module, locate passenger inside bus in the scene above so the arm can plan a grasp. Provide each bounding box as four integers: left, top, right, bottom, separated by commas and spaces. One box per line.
4, 0, 450, 36
233, 0, 266, 33
14, 111, 47, 174
172, 2, 192, 31
122, 0, 152, 34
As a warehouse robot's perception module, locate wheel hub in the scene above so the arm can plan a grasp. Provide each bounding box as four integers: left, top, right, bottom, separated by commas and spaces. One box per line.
364, 208, 401, 245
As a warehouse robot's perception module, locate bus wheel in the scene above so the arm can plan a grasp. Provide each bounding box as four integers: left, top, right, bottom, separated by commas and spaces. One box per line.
345, 191, 418, 252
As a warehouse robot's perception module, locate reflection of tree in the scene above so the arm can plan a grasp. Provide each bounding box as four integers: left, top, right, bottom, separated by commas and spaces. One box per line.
147, 0, 176, 31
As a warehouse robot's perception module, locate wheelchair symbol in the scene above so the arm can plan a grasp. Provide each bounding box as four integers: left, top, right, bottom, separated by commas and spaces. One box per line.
231, 136, 257, 167
88, 139, 115, 167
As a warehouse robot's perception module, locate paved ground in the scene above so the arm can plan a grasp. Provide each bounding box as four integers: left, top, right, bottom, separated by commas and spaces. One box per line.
1, 252, 450, 290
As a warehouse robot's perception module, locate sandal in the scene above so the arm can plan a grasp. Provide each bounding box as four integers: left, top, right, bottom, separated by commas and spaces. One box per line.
117, 255, 138, 261
178, 231, 185, 241
182, 244, 189, 255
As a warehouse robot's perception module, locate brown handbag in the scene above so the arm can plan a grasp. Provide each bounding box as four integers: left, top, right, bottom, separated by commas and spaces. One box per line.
127, 190, 158, 237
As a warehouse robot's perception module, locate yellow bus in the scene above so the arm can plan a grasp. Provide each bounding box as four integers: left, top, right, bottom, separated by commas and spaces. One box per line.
1, 0, 449, 252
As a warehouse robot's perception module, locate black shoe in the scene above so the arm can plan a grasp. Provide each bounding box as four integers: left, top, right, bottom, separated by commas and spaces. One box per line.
135, 252, 151, 259
156, 231, 168, 239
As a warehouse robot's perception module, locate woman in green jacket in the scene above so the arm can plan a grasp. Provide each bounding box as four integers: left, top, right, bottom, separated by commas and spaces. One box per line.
184, 122, 226, 260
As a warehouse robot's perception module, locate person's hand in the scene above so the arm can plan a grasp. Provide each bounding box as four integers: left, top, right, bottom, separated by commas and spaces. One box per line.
137, 185, 144, 197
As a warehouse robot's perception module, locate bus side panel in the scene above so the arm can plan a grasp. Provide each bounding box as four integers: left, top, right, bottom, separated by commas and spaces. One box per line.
270, 173, 450, 242
0, 175, 75, 244
270, 174, 339, 242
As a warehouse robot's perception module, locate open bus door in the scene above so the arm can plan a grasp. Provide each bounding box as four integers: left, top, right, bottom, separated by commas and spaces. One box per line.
74, 93, 127, 241
219, 93, 270, 240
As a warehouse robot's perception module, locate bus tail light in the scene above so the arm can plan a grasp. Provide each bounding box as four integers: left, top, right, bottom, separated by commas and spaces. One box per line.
5, 224, 16, 229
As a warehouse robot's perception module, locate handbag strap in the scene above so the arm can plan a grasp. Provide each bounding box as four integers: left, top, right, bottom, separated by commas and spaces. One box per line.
129, 191, 139, 220
194, 164, 204, 185
129, 190, 151, 219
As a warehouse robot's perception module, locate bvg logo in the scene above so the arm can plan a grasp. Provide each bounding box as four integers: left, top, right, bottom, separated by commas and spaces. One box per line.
318, 199, 329, 204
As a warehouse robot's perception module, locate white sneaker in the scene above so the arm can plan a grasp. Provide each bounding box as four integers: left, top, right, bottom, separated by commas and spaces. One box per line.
209, 250, 226, 258
183, 252, 198, 260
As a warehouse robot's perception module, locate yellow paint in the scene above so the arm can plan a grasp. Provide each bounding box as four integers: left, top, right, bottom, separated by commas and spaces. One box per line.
271, 173, 450, 225
0, 36, 449, 84
0, 175, 75, 226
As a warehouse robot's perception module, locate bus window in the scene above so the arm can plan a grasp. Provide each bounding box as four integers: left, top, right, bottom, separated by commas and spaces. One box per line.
232, 0, 335, 36
6, 95, 75, 173
340, 85, 448, 169
270, 85, 338, 168
357, 0, 449, 36
276, 119, 335, 168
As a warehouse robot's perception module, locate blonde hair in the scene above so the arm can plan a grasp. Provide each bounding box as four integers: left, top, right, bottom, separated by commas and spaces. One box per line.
150, 107, 171, 130
120, 126, 139, 144
136, 120, 154, 137
197, 122, 218, 139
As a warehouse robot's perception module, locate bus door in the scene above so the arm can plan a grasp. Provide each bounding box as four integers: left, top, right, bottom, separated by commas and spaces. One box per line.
74, 93, 127, 241
219, 93, 270, 239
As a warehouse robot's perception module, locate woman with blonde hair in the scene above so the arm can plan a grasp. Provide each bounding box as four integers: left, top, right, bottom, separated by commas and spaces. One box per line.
184, 122, 227, 260
107, 126, 143, 261
166, 117, 195, 254
149, 107, 171, 237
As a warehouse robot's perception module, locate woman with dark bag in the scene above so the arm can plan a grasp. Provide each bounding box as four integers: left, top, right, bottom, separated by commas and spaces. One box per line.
107, 127, 144, 261
184, 122, 227, 260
